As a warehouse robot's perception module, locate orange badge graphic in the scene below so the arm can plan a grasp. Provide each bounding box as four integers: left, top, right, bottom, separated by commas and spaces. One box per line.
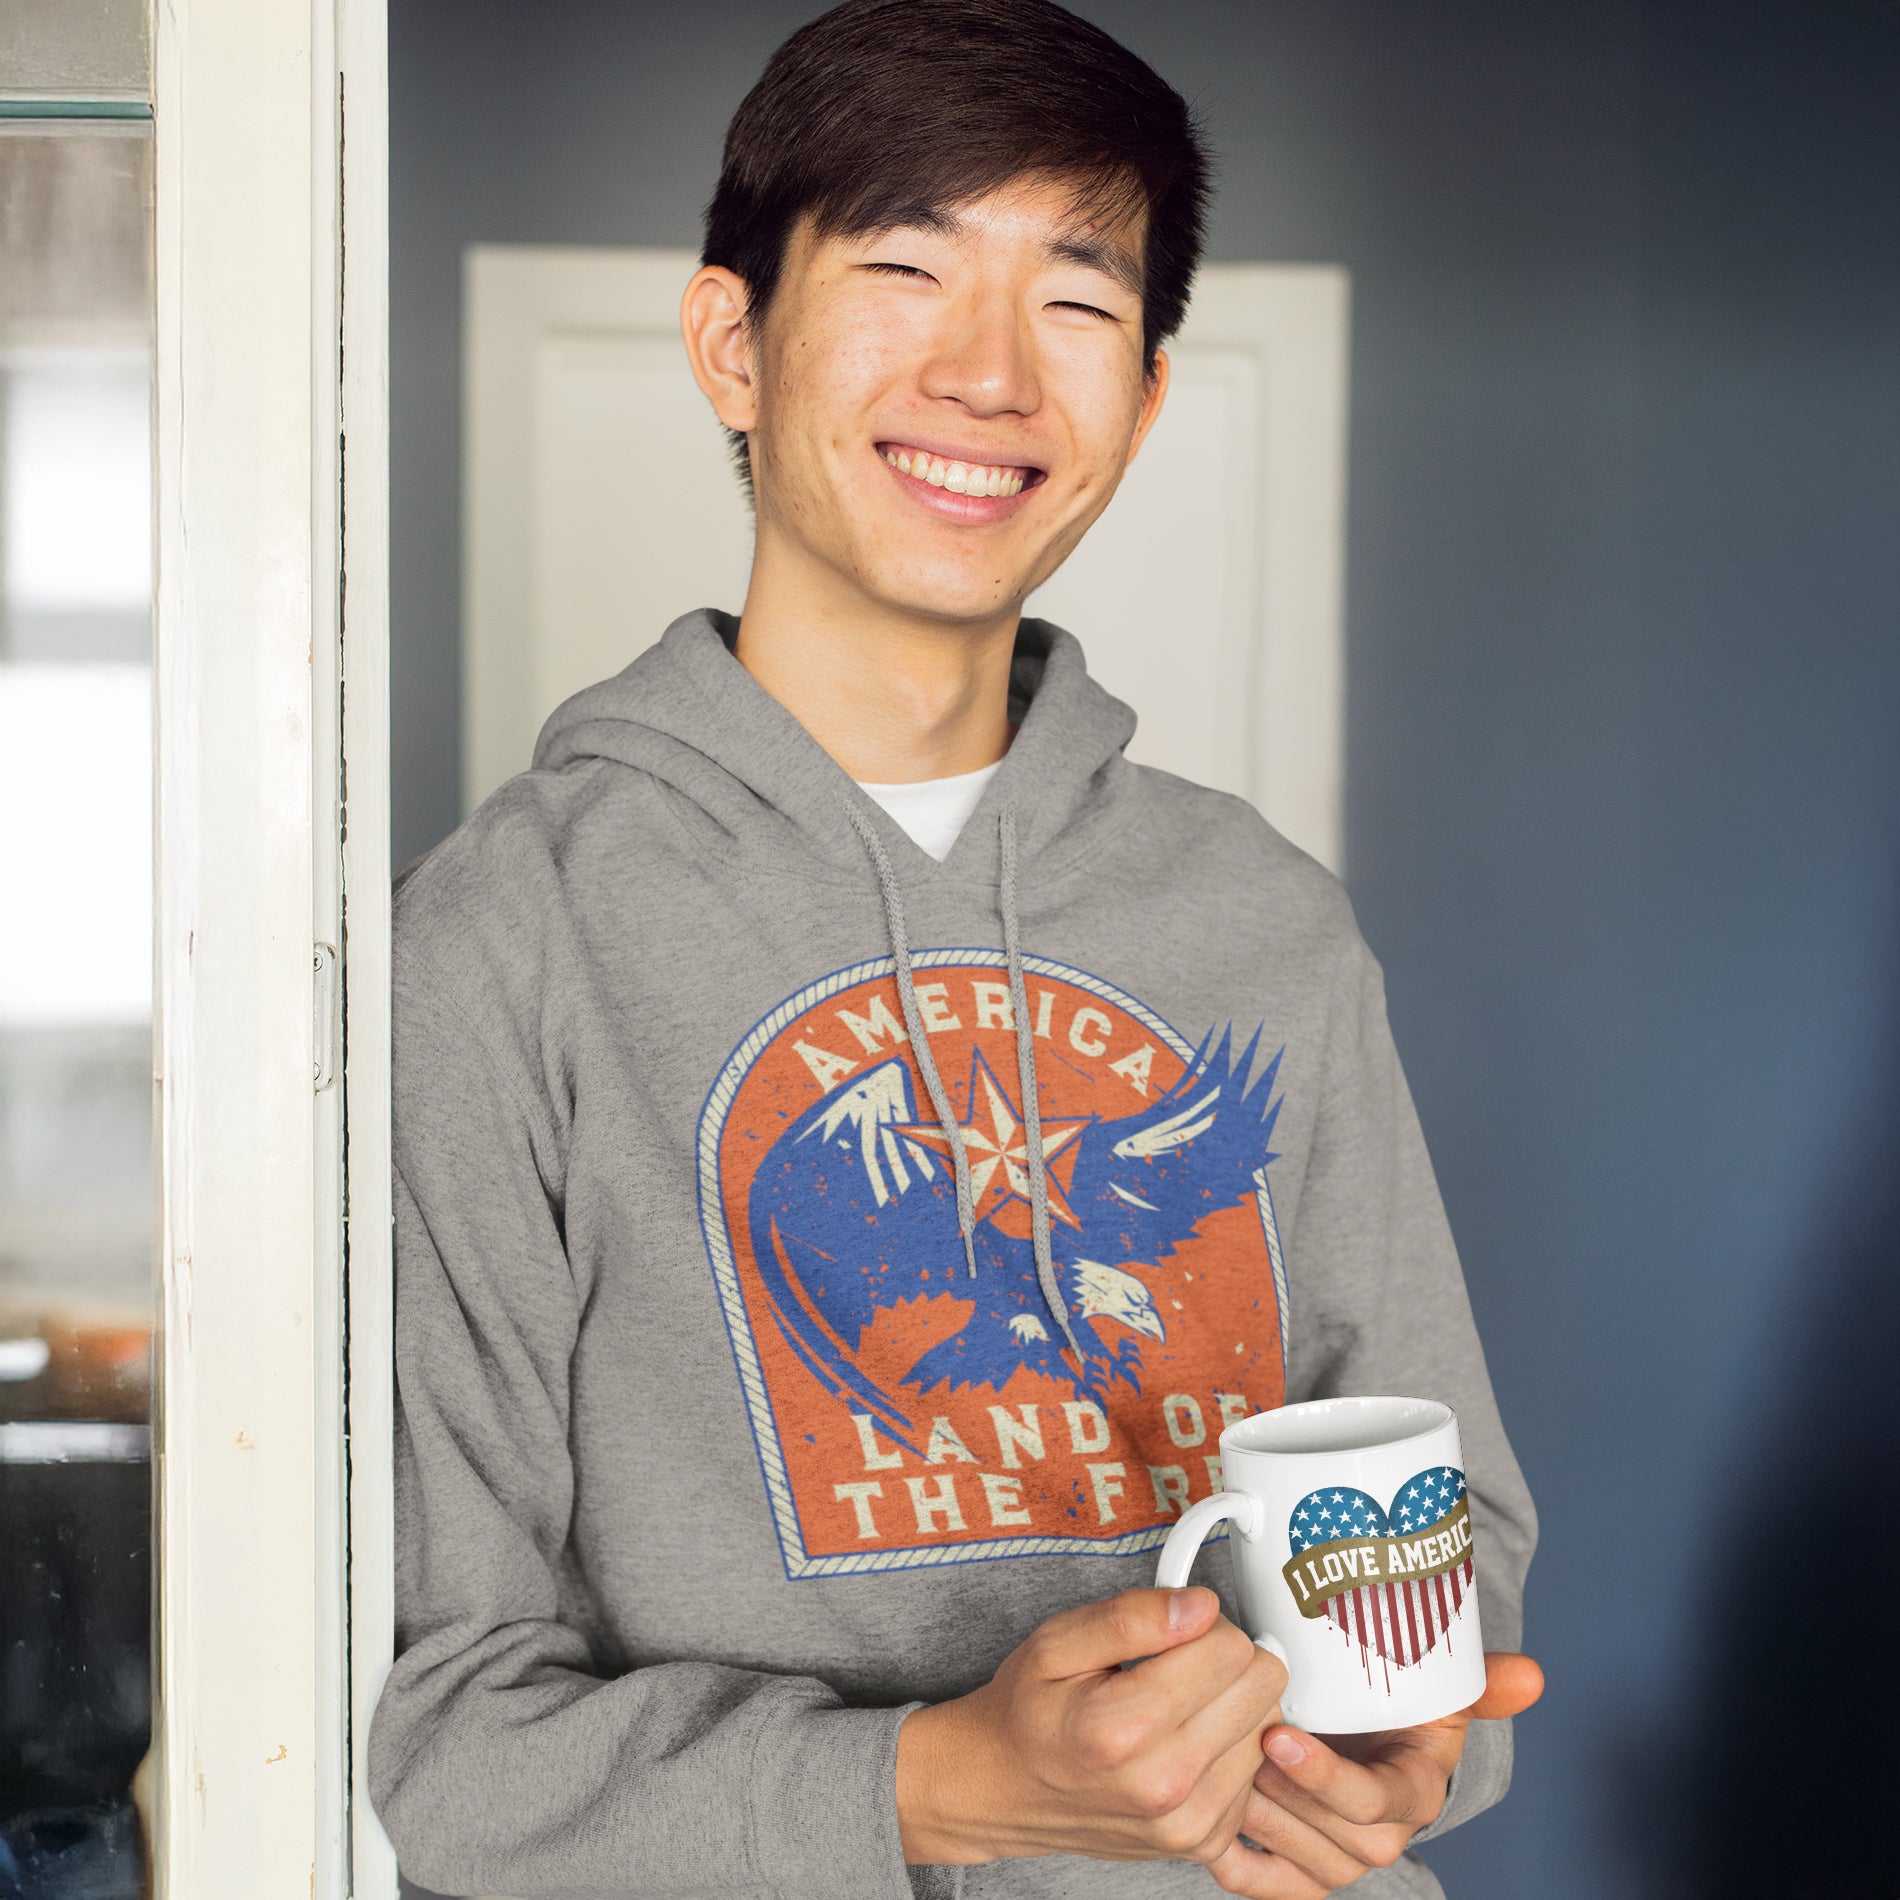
697, 952, 1289, 1577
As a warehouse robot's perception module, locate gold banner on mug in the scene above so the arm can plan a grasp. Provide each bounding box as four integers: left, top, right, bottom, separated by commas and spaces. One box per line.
1282, 1496, 1473, 1616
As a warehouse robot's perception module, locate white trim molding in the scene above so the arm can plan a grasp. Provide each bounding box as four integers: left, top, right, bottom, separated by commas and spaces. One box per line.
1178, 266, 1349, 876
151, 1, 392, 1895
338, 0, 399, 1887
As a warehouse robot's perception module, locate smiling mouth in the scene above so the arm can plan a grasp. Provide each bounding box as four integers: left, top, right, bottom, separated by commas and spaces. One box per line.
878, 441, 1042, 499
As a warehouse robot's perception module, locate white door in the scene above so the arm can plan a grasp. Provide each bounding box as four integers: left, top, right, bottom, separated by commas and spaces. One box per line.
465, 249, 1348, 871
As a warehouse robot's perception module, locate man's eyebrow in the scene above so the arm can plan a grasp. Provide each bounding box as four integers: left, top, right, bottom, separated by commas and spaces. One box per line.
1044, 233, 1143, 301
852, 206, 961, 243
848, 207, 1143, 301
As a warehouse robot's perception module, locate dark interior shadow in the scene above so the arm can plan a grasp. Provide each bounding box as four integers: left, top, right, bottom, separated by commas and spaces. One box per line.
1627, 995, 1900, 1897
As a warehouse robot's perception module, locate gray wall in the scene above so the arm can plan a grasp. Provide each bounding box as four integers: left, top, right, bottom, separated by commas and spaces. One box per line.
391, 4, 1900, 1895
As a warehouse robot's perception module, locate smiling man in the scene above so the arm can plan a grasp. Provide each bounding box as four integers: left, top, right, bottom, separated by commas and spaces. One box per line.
367, 4, 1539, 1899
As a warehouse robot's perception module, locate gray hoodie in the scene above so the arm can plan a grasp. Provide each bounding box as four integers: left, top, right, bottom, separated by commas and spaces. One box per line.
366, 608, 1537, 1900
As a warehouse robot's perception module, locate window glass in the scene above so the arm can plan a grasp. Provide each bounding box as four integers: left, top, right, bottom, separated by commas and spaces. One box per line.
0, 121, 155, 1900
0, 0, 150, 109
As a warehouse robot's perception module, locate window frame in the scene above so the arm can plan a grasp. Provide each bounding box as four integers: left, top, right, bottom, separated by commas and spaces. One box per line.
150, 1, 393, 1893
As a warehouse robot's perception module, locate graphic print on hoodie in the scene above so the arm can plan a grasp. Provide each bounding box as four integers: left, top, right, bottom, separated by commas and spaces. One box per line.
700, 952, 1289, 1577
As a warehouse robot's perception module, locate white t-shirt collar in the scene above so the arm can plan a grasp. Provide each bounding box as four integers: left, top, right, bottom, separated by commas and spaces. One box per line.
853, 759, 1003, 863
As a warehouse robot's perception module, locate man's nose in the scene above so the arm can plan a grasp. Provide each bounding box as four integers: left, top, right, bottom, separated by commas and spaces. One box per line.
918, 302, 1041, 417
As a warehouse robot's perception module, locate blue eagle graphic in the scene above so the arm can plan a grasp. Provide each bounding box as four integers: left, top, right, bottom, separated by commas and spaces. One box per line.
748, 1025, 1283, 1450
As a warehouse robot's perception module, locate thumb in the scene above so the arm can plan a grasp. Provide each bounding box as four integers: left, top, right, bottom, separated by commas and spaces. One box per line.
1465, 1651, 1545, 1720
1031, 1586, 1223, 1679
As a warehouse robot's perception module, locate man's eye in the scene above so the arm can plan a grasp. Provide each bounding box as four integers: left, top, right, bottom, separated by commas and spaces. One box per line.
1050, 301, 1117, 320
862, 261, 932, 281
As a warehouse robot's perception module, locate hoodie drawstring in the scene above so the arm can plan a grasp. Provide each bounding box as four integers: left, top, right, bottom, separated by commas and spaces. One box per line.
999, 807, 1086, 1363
843, 799, 1086, 1365
844, 804, 980, 1280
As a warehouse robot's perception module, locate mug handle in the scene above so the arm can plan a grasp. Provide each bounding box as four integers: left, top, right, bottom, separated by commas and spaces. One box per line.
1154, 1492, 1291, 1672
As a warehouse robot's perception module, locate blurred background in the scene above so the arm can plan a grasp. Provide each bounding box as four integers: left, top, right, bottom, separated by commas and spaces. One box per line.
2, 2, 1896, 1898
1, 3, 156, 1896
387, 2, 1899, 1897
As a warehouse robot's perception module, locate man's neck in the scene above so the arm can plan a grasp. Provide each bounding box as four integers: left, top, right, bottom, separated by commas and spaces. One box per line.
733, 542, 1018, 785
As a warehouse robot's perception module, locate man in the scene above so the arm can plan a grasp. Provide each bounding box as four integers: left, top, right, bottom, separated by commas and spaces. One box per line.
367, 3, 1540, 1896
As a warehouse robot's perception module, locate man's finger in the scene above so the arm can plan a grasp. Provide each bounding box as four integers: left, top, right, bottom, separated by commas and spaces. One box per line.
1223, 1786, 1360, 1892
1208, 1833, 1332, 1900
1089, 1623, 1274, 1763
1464, 1651, 1544, 1720
1028, 1586, 1219, 1678
1257, 1725, 1440, 1831
1165, 1631, 1288, 1754
1184, 1720, 1290, 1866
1209, 1845, 1331, 1900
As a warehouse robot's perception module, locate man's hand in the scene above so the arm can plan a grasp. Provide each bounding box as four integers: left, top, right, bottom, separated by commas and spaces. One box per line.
896, 1586, 1289, 1866
1205, 1652, 1545, 1896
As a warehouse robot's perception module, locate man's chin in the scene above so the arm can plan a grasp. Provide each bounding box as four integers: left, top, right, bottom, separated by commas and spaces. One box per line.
857, 562, 1040, 632
878, 593, 1032, 633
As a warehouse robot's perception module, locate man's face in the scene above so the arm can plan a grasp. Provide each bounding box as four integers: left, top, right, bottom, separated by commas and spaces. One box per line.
740, 176, 1167, 626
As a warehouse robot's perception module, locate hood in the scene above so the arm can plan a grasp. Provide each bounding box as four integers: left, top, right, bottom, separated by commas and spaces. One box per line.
531, 607, 1139, 888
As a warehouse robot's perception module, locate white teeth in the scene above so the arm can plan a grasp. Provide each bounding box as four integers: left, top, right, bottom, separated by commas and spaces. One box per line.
885, 446, 1030, 497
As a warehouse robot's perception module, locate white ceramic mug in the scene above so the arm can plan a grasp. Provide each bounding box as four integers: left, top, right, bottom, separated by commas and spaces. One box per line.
1155, 1396, 1485, 1733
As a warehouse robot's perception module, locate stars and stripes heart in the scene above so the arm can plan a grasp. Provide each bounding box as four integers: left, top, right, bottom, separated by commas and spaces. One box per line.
1285, 1467, 1473, 1676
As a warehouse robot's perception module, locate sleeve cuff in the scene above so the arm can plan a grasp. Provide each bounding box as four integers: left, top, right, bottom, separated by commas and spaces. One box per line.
750, 1700, 917, 1897
748, 1699, 974, 1899
1411, 1717, 1514, 1845
907, 1865, 969, 1900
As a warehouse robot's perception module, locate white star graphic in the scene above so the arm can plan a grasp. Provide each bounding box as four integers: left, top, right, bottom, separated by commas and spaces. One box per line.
897, 1052, 1088, 1231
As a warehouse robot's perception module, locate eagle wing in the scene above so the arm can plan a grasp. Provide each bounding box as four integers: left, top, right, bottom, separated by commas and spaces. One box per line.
744, 1057, 963, 1448
1061, 1025, 1283, 1268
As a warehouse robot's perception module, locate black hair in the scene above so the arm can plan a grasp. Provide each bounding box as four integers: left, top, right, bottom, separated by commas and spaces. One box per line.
702, 0, 1212, 483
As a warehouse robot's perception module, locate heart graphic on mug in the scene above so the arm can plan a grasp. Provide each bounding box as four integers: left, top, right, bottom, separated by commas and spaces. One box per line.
1283, 1467, 1474, 1677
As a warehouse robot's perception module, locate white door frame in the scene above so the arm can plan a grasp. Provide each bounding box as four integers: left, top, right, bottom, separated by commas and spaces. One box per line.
151, 1, 393, 1894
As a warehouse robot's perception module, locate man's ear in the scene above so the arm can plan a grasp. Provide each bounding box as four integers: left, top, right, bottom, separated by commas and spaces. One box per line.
680, 265, 760, 433
1125, 347, 1171, 468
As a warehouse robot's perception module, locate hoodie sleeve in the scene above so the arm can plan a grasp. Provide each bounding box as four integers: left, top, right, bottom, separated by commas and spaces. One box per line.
365, 958, 958, 1900
1282, 924, 1539, 1843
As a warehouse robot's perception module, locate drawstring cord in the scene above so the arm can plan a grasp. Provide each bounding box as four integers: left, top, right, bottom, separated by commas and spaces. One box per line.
843, 798, 1085, 1365
1000, 807, 1086, 1363
844, 804, 980, 1279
